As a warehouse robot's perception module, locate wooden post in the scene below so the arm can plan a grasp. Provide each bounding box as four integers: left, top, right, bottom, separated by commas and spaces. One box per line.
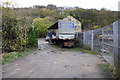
113, 20, 120, 78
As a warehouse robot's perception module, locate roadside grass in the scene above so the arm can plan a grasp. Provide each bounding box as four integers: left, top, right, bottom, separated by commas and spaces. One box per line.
69, 47, 97, 55
98, 64, 116, 78
52, 45, 96, 55
1, 47, 37, 65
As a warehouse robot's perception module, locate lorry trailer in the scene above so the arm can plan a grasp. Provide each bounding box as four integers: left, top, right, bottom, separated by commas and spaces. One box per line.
46, 21, 76, 47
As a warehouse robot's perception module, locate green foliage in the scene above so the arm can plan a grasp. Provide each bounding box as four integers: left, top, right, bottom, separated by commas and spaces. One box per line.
2, 47, 37, 65
27, 25, 38, 47
32, 17, 52, 38
98, 64, 115, 78
52, 45, 96, 55
40, 8, 55, 18
2, 4, 32, 52
2, 3, 53, 52
70, 47, 97, 55
93, 25, 101, 29
2, 7, 19, 52
67, 8, 118, 30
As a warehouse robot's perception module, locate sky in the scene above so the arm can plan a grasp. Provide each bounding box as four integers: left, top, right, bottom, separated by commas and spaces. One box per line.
2, 0, 120, 11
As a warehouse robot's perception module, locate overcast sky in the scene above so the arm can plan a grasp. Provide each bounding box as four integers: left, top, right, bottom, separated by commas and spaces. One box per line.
2, 0, 120, 11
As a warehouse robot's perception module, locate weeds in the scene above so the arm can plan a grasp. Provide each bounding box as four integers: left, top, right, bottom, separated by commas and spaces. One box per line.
98, 64, 116, 78
52, 45, 96, 55
2, 47, 37, 65
69, 47, 97, 55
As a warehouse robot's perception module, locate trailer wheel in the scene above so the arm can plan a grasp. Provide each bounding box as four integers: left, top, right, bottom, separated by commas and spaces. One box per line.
59, 41, 64, 48
60, 43, 64, 48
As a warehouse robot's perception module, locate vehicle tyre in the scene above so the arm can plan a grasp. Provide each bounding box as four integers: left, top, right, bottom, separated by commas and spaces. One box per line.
59, 41, 64, 48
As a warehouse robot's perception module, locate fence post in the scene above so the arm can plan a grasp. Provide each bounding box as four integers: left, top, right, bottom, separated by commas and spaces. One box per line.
83, 31, 85, 47
91, 30, 93, 50
102, 28, 104, 55
113, 20, 120, 78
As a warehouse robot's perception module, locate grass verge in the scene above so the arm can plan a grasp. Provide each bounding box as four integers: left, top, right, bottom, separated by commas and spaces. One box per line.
69, 47, 96, 55
52, 45, 96, 55
1, 47, 37, 65
98, 64, 116, 78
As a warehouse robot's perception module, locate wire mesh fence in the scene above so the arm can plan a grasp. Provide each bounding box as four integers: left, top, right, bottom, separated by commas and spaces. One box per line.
77, 20, 120, 77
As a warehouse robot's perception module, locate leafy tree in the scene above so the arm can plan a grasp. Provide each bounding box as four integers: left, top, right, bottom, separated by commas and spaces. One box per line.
67, 8, 118, 30
32, 17, 52, 37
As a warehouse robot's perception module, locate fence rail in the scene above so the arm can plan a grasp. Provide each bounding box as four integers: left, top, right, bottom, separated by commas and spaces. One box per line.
77, 20, 120, 77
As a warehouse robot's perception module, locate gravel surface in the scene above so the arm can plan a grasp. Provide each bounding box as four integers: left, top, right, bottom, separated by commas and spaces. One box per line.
2, 38, 107, 78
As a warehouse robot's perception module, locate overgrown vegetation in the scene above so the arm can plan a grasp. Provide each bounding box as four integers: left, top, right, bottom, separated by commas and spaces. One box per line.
1, 47, 37, 65
67, 8, 118, 30
68, 47, 96, 55
2, 2, 52, 52
32, 17, 52, 38
52, 45, 96, 55
98, 64, 116, 78
2, 3, 32, 52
